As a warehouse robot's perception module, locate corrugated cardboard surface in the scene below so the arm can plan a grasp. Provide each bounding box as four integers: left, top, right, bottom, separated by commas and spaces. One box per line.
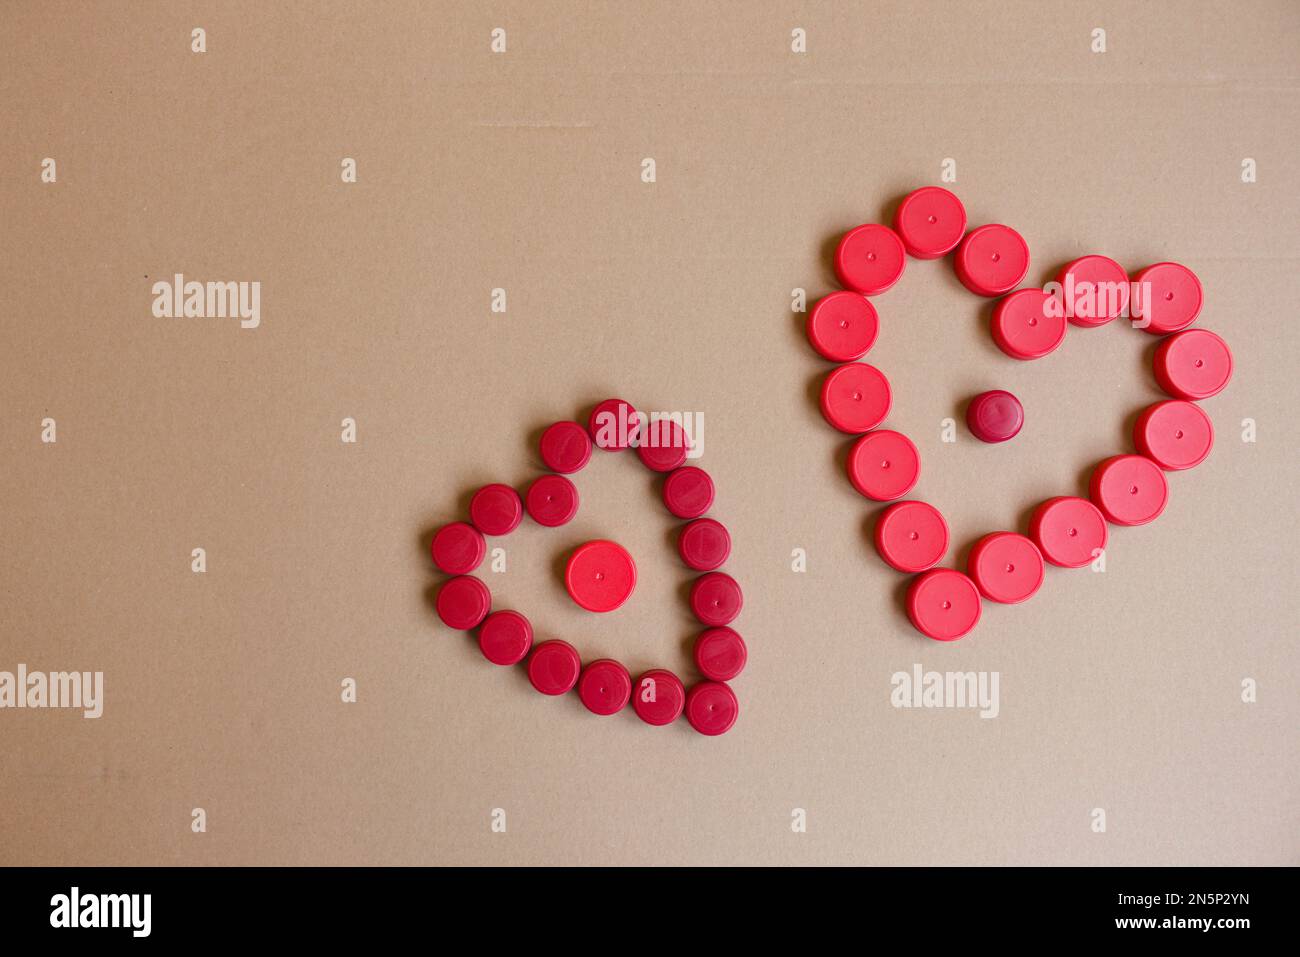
1, 1, 1296, 865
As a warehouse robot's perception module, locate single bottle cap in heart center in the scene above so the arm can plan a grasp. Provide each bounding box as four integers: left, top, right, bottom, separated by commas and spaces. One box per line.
565, 540, 637, 612
966, 389, 1025, 442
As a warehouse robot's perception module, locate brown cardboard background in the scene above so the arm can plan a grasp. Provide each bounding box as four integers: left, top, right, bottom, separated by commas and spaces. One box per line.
0, 0, 1296, 865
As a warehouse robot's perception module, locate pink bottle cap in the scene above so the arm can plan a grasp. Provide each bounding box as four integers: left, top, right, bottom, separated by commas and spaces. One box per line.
873, 500, 949, 573
578, 659, 632, 715
1134, 400, 1214, 471
678, 518, 731, 571
819, 363, 892, 434
834, 224, 907, 296
807, 291, 879, 362
685, 681, 739, 736
435, 575, 492, 630
430, 521, 486, 575
1029, 496, 1108, 568
564, 540, 637, 612
847, 429, 920, 501
893, 186, 967, 259
955, 224, 1030, 297
662, 465, 715, 519
906, 569, 982, 641
1089, 454, 1169, 526
632, 669, 686, 726
527, 639, 581, 695
967, 532, 1044, 604
693, 627, 748, 682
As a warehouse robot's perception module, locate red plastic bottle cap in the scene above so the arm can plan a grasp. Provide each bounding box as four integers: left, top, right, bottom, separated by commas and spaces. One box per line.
955, 224, 1030, 297
874, 500, 949, 573
685, 681, 739, 736
992, 288, 1066, 360
678, 518, 731, 571
637, 418, 690, 472
893, 186, 967, 259
906, 569, 981, 641
527, 639, 581, 696
525, 474, 579, 527
966, 390, 1024, 443
693, 627, 747, 682
435, 575, 492, 630
588, 397, 639, 451
662, 465, 715, 519
632, 669, 686, 726
469, 483, 523, 536
1154, 329, 1233, 400
1057, 255, 1129, 327
807, 291, 879, 362
430, 521, 486, 575
848, 430, 920, 501
819, 363, 892, 434
1089, 454, 1169, 526
967, 532, 1044, 604
578, 659, 633, 716
1030, 497, 1108, 568
1135, 400, 1214, 471
478, 610, 533, 666
834, 224, 907, 296
690, 572, 743, 626
565, 540, 637, 612
539, 420, 593, 473
1133, 262, 1202, 335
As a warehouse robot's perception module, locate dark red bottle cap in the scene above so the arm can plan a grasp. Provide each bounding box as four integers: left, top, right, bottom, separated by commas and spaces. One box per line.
1154, 329, 1233, 400
632, 669, 686, 726
1133, 262, 1202, 335
1089, 454, 1168, 526
588, 398, 639, 451
1135, 400, 1214, 471
577, 659, 632, 715
564, 539, 637, 612
847, 429, 919, 501
1056, 255, 1129, 327
435, 575, 492, 630
966, 389, 1024, 443
662, 465, 715, 519
469, 483, 523, 536
819, 362, 892, 434
1029, 496, 1108, 568
834, 224, 907, 296
991, 288, 1066, 360
685, 681, 739, 736
525, 474, 579, 527
893, 186, 967, 259
539, 420, 593, 473
873, 500, 948, 573
906, 569, 981, 641
637, 417, 690, 472
527, 639, 581, 696
430, 521, 486, 575
967, 532, 1044, 604
693, 627, 748, 682
955, 224, 1030, 297
807, 291, 879, 362
689, 572, 743, 626
478, 610, 533, 666
678, 518, 731, 571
